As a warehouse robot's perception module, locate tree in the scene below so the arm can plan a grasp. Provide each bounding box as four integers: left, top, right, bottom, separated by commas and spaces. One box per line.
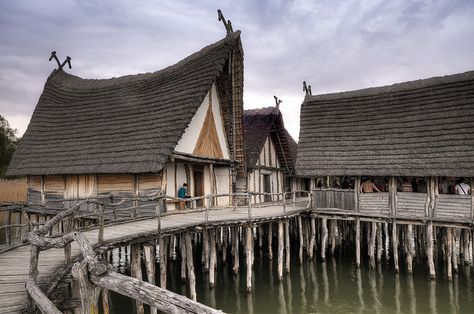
0, 115, 18, 177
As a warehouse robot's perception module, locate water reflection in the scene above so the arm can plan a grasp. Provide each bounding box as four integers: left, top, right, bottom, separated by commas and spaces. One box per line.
108, 246, 474, 314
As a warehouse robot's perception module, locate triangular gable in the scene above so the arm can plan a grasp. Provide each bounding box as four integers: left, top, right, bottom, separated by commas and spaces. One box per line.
193, 101, 224, 159
174, 83, 229, 159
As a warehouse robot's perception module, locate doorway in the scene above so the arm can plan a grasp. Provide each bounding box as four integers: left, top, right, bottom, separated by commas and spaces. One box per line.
193, 167, 204, 207
263, 174, 271, 202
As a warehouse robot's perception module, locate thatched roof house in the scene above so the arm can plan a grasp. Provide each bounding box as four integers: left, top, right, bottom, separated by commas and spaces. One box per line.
7, 31, 245, 208
296, 71, 474, 178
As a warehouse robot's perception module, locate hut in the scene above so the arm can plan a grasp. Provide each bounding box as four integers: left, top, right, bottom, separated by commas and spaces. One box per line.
243, 106, 305, 203
7, 31, 246, 210
296, 71, 474, 218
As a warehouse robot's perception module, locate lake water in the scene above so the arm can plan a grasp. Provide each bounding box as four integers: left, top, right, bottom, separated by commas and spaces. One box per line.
106, 246, 474, 314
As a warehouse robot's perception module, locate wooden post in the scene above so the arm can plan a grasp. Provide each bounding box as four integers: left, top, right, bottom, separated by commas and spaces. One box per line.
426, 221, 436, 279
298, 216, 303, 264
309, 217, 316, 260
6, 210, 11, 245
246, 225, 253, 292
222, 227, 228, 264
268, 222, 273, 260
159, 237, 167, 289
452, 229, 459, 273
369, 222, 376, 268
203, 228, 209, 272
447, 228, 453, 281
71, 261, 101, 314
131, 244, 144, 314
285, 220, 290, 273
355, 217, 361, 268
232, 226, 239, 274
392, 221, 399, 272
321, 218, 328, 262
101, 252, 111, 314
27, 245, 40, 313
406, 224, 414, 274
209, 228, 217, 288
258, 224, 263, 250
185, 232, 197, 301
248, 195, 252, 219
98, 204, 104, 244
330, 220, 336, 255
355, 176, 361, 211
376, 222, 382, 262
277, 222, 284, 281
180, 234, 187, 283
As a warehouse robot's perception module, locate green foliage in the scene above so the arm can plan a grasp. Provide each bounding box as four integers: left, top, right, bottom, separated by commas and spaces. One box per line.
0, 115, 18, 177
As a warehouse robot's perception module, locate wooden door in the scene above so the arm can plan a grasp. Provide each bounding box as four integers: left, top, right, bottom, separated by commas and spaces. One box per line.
193, 169, 204, 207
263, 174, 271, 202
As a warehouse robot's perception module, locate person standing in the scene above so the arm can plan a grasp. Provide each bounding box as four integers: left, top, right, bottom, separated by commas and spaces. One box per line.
360, 178, 380, 193
455, 178, 471, 195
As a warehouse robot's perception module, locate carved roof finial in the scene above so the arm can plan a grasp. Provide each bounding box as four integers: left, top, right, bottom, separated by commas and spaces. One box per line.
274, 95, 283, 108
303, 81, 312, 96
217, 9, 233, 35
49, 51, 72, 70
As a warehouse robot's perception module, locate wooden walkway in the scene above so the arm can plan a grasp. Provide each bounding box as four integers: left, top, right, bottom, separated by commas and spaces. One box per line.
0, 200, 309, 313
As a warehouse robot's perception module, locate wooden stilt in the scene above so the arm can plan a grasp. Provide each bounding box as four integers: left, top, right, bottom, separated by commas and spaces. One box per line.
447, 228, 453, 281
222, 227, 228, 264
202, 229, 209, 272
258, 224, 263, 250
298, 216, 303, 264
210, 229, 217, 288
180, 234, 187, 282
278, 222, 284, 281
452, 229, 459, 273
426, 221, 436, 279
159, 237, 167, 289
232, 226, 239, 274
309, 217, 316, 260
369, 222, 376, 268
321, 218, 328, 262
330, 220, 336, 255
406, 224, 414, 274
376, 222, 383, 262
285, 220, 290, 273
392, 221, 399, 272
355, 217, 361, 268
185, 232, 197, 301
268, 222, 273, 260
246, 225, 253, 292
131, 244, 144, 314
71, 261, 101, 314
143, 244, 157, 314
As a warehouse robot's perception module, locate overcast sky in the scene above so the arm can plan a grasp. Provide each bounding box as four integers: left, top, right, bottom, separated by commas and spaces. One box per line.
1, 0, 473, 141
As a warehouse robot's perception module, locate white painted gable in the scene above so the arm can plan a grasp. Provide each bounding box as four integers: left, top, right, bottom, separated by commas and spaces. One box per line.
174, 83, 230, 159
258, 136, 281, 168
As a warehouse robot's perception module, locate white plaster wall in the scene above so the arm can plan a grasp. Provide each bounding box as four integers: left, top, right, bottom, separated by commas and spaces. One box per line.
174, 83, 229, 159
166, 163, 176, 198
215, 167, 230, 206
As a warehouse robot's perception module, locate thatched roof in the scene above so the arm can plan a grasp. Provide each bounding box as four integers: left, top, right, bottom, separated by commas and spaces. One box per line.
243, 107, 297, 175
296, 71, 474, 177
8, 32, 243, 176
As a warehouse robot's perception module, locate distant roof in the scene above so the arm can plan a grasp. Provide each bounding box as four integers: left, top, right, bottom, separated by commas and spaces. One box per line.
8, 32, 242, 176
243, 107, 297, 175
296, 71, 474, 177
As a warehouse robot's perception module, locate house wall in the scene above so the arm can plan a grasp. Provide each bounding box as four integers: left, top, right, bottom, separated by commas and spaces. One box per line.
174, 83, 229, 159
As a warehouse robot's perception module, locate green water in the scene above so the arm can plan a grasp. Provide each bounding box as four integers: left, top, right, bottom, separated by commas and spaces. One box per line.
107, 247, 474, 314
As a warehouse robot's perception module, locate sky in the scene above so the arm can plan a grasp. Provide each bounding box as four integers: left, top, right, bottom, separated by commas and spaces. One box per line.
1, 0, 473, 141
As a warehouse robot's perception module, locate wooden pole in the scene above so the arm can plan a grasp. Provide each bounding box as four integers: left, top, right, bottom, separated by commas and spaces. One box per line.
369, 222, 376, 268
101, 251, 111, 314
355, 217, 361, 268
447, 228, 453, 281
232, 226, 239, 274
180, 234, 187, 282
277, 222, 284, 281
376, 222, 383, 262
209, 229, 217, 288
406, 224, 414, 274
285, 220, 290, 273
426, 221, 436, 279
202, 229, 209, 272
452, 229, 459, 273
298, 216, 303, 264
71, 261, 101, 314
185, 232, 197, 301
246, 225, 253, 292
330, 220, 336, 255
392, 221, 399, 273
258, 224, 263, 250
321, 218, 328, 262
6, 211, 11, 245
268, 222, 273, 260
159, 237, 167, 289
131, 244, 145, 314
309, 217, 316, 260
222, 227, 228, 264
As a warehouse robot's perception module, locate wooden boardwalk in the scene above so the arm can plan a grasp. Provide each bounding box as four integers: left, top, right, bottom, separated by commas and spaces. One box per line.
0, 200, 309, 313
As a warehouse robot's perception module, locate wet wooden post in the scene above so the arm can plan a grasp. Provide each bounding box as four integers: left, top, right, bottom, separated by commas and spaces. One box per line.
232, 226, 239, 274
447, 228, 453, 281
298, 216, 304, 264
159, 237, 167, 289
180, 234, 187, 282
284, 220, 290, 273
222, 227, 228, 264
330, 220, 336, 255
258, 224, 263, 250
277, 221, 284, 281
246, 225, 253, 292
309, 217, 316, 260
368, 222, 376, 268
131, 243, 144, 314
209, 228, 217, 288
321, 218, 328, 262
202, 228, 209, 272
376, 222, 383, 262
268, 222, 273, 260
185, 232, 197, 301
452, 229, 459, 273
142, 244, 156, 314
392, 221, 399, 272
426, 221, 436, 279
355, 217, 361, 268
406, 224, 414, 274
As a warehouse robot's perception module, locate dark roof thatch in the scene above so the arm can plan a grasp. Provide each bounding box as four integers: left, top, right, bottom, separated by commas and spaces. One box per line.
296, 71, 474, 177
243, 107, 297, 175
8, 32, 243, 176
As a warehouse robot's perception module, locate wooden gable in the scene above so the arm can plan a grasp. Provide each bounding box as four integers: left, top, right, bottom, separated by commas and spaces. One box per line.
193, 100, 224, 159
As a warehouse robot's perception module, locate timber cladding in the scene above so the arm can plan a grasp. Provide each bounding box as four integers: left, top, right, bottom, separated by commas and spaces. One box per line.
296, 70, 474, 177
7, 32, 245, 177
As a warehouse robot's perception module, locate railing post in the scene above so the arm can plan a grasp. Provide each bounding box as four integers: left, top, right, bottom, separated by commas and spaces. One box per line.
156, 198, 162, 234
98, 204, 104, 244
282, 193, 286, 212
355, 176, 361, 212
205, 196, 211, 224
27, 245, 40, 313
248, 194, 252, 220
6, 210, 11, 245
233, 193, 237, 211
292, 191, 296, 211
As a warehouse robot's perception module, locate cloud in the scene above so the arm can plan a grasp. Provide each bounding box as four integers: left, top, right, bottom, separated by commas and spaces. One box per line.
0, 0, 473, 141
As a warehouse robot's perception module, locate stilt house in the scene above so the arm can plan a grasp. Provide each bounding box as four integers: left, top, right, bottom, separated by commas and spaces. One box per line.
7, 31, 246, 210
296, 71, 474, 220
243, 106, 303, 203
